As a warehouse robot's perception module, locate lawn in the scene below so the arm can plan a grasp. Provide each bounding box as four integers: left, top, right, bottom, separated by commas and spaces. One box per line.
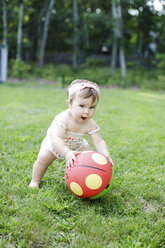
0, 82, 165, 248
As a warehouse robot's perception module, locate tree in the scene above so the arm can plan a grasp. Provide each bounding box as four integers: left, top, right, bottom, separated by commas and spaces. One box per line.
73, 0, 79, 69
38, 0, 55, 67
16, 0, 24, 60
2, 0, 8, 46
111, 0, 126, 82
1, 0, 164, 72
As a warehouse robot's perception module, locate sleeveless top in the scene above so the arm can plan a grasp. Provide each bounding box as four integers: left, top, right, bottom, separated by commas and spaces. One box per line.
41, 121, 100, 160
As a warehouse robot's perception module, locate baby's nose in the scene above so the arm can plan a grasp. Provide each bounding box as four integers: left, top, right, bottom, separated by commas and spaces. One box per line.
84, 107, 89, 114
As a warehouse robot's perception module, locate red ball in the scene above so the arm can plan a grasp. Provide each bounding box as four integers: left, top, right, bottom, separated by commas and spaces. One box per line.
65, 151, 112, 198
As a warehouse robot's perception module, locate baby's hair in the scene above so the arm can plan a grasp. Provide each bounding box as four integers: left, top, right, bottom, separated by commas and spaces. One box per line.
67, 79, 100, 104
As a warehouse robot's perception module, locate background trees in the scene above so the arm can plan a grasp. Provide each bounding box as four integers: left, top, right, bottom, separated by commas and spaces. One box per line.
16, 0, 24, 60
2, 0, 7, 46
38, 0, 55, 66
0, 0, 164, 78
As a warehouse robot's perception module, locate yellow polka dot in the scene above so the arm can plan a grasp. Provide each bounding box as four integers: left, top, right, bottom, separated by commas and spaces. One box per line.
85, 174, 102, 190
70, 182, 83, 196
92, 153, 107, 165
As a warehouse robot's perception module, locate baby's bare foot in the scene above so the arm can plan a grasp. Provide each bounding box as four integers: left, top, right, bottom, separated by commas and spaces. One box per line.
28, 180, 39, 189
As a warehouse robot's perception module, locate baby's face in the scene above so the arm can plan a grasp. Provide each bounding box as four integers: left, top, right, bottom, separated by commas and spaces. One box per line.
70, 95, 98, 123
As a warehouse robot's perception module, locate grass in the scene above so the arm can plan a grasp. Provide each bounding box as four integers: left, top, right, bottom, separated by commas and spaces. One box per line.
0, 82, 165, 247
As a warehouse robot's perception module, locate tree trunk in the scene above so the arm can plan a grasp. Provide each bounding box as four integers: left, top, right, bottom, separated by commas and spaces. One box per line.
2, 0, 7, 46
138, 31, 143, 67
82, 1, 89, 58
38, 0, 55, 67
73, 0, 79, 70
119, 45, 126, 81
111, 0, 126, 82
117, 0, 126, 82
111, 41, 117, 74
16, 0, 24, 60
37, 2, 47, 61
111, 0, 118, 74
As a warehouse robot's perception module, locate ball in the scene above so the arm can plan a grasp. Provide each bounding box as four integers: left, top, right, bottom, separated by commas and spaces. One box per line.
65, 151, 114, 199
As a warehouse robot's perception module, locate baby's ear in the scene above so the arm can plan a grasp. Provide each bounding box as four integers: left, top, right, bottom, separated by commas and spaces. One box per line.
68, 99, 73, 108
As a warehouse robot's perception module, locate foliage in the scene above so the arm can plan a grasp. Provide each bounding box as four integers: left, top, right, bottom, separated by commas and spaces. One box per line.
8, 62, 165, 90
0, 0, 164, 67
0, 84, 165, 247
156, 53, 165, 71
9, 59, 32, 79
84, 57, 107, 67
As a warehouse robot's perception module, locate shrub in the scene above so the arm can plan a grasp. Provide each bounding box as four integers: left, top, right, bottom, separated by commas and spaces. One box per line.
156, 53, 165, 71
9, 59, 32, 79
7, 60, 165, 90
85, 57, 107, 67
30, 64, 74, 82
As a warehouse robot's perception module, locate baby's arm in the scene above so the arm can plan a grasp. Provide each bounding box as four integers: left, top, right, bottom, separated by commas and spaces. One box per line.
90, 131, 114, 165
52, 126, 69, 156
51, 124, 79, 167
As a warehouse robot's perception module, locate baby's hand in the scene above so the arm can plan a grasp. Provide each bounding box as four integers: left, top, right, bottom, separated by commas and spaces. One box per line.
65, 150, 80, 169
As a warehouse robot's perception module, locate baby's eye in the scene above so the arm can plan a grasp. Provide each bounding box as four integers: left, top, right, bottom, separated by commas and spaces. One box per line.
80, 104, 84, 108
90, 106, 95, 109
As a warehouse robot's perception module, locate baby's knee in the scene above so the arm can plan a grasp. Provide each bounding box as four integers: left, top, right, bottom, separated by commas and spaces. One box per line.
36, 151, 55, 165
36, 155, 47, 164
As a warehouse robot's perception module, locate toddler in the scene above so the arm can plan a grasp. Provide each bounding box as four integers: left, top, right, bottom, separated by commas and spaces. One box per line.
29, 79, 113, 189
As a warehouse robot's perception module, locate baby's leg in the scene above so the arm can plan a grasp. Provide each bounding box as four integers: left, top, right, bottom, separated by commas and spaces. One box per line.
29, 149, 56, 189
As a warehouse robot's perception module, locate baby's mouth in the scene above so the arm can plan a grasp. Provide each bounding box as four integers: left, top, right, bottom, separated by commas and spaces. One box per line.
81, 116, 87, 120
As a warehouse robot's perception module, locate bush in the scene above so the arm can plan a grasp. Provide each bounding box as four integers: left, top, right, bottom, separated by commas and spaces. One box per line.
126, 68, 165, 90
85, 57, 107, 67
30, 63, 74, 82
156, 53, 165, 71
9, 59, 32, 79
8, 60, 165, 90
73, 67, 112, 85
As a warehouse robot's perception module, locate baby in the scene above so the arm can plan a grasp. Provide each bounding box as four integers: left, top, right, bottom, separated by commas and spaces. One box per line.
29, 79, 113, 189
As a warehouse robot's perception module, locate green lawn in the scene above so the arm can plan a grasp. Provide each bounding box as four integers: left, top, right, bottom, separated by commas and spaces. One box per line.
0, 83, 165, 248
